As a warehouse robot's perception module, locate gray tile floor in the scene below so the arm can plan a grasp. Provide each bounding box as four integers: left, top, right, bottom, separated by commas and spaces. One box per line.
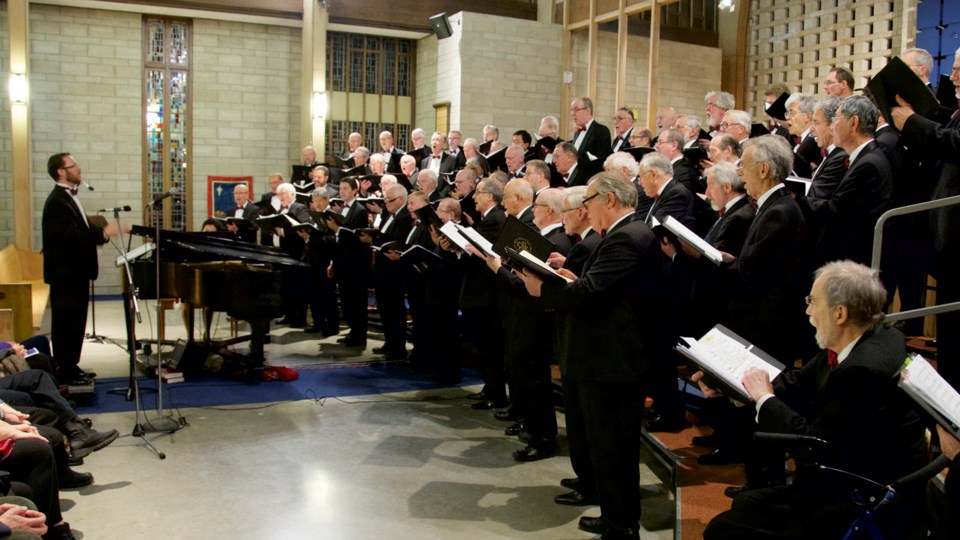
58, 299, 674, 539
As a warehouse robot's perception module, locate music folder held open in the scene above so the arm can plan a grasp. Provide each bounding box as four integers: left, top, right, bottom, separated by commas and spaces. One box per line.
898, 354, 960, 438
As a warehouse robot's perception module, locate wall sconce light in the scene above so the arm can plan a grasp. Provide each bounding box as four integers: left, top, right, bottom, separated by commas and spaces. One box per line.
718, 0, 735, 12
312, 91, 328, 119
9, 73, 27, 103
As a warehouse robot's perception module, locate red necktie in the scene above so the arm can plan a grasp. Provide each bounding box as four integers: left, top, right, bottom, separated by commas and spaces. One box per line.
600, 229, 607, 239
653, 194, 659, 201
718, 207, 726, 218
827, 349, 839, 370
820, 147, 828, 158
571, 233, 582, 243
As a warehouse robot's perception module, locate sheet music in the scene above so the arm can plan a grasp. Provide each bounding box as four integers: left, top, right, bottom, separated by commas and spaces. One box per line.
439, 221, 473, 253
899, 354, 960, 429
663, 215, 724, 265
519, 249, 574, 283
679, 326, 783, 399
454, 223, 498, 257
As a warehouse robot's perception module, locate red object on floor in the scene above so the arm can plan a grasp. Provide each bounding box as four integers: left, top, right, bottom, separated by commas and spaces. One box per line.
262, 366, 299, 381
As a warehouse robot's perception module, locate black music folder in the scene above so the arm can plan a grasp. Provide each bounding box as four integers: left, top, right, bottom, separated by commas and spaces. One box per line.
864, 56, 941, 131
256, 212, 298, 232
493, 215, 556, 260
683, 146, 709, 167
357, 196, 386, 211
503, 246, 573, 285
333, 154, 355, 169
415, 205, 445, 232
625, 146, 657, 162
321, 209, 346, 226
292, 165, 312, 185
750, 123, 771, 138
358, 174, 383, 194
407, 146, 430, 164
330, 165, 367, 185
765, 92, 789, 122
486, 147, 508, 173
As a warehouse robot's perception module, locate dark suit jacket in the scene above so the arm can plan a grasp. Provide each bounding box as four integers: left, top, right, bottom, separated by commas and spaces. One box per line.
704, 196, 755, 256
803, 141, 892, 266
235, 201, 262, 243
516, 206, 536, 229
459, 192, 480, 226
645, 179, 700, 234
574, 120, 613, 163
793, 133, 823, 178
541, 214, 667, 381
874, 124, 900, 170
807, 146, 849, 200
562, 230, 602, 276
544, 225, 573, 256
763, 327, 926, 490
332, 200, 371, 279
258, 192, 280, 245
460, 206, 506, 308
420, 152, 458, 175
723, 188, 805, 361
42, 186, 108, 284
383, 147, 405, 174
611, 127, 632, 153
902, 111, 960, 264
671, 156, 703, 194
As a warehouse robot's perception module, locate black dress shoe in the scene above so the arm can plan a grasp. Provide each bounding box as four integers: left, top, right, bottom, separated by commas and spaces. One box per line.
372, 346, 388, 354
45, 522, 76, 540
579, 515, 606, 534
724, 484, 750, 498
512, 443, 556, 462
303, 327, 323, 334
60, 468, 94, 489
341, 339, 367, 348
560, 477, 580, 491
382, 350, 408, 361
696, 447, 744, 466
504, 422, 525, 436
517, 429, 532, 443
692, 433, 719, 447
554, 490, 598, 506
471, 400, 506, 410
596, 527, 639, 540
466, 391, 486, 400
336, 336, 350, 344
493, 409, 517, 422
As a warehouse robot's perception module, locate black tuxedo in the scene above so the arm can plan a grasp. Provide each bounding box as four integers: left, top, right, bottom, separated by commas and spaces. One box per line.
278, 202, 311, 260
793, 133, 823, 178
258, 192, 281, 245
611, 127, 632, 153
419, 152, 458, 175
277, 201, 313, 325
42, 185, 108, 379
373, 207, 414, 356
807, 146, 848, 200
705, 327, 926, 540
723, 188, 805, 362
807, 141, 892, 267
644, 179, 700, 234
333, 200, 371, 344
560, 164, 587, 187
459, 192, 480, 226
460, 205, 508, 404
516, 206, 535, 229
381, 147, 405, 174
541, 215, 668, 534
573, 120, 612, 162
901, 110, 960, 389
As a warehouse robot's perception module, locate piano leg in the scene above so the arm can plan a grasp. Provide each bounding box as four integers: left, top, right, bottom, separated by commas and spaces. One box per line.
243, 319, 269, 382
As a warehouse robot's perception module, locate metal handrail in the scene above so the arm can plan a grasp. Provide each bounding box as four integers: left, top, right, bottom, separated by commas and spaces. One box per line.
871, 194, 960, 324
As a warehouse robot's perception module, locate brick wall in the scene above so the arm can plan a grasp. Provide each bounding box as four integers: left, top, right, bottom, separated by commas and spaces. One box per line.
416, 12, 563, 142
570, 29, 723, 131
0, 6, 11, 248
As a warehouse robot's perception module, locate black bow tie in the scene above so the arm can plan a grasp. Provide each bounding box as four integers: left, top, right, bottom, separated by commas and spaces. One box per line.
67, 186, 78, 196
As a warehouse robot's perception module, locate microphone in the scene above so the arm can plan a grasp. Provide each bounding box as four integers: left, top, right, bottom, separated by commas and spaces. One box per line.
97, 205, 132, 213
150, 185, 180, 206
81, 182, 95, 191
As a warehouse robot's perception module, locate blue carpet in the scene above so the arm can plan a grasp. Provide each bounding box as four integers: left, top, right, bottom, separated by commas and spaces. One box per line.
76, 364, 482, 414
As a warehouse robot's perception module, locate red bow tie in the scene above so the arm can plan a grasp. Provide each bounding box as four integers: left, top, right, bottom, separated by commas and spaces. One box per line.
67, 186, 78, 196
432, 155, 441, 159
827, 349, 839, 370
576, 126, 586, 133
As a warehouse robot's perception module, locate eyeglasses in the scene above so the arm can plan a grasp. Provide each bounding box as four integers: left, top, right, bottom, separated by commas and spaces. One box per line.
613, 116, 630, 121
570, 106, 588, 113
804, 295, 814, 306
718, 122, 732, 129
581, 192, 601, 206
736, 161, 765, 173
823, 79, 838, 86
62, 164, 78, 170
385, 197, 401, 203
561, 206, 582, 213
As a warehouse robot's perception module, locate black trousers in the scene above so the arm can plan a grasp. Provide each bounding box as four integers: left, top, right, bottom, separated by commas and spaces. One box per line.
0, 370, 76, 425
49, 281, 89, 379
461, 306, 506, 403
4, 437, 62, 526
561, 375, 595, 498
579, 378, 647, 533
337, 274, 368, 343
374, 274, 407, 355
308, 275, 339, 333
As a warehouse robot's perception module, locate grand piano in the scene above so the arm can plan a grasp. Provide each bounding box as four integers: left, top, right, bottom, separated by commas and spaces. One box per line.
126, 225, 309, 376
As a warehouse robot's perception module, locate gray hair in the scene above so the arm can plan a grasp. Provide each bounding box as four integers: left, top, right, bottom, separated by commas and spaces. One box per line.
838, 95, 879, 135
400, 154, 416, 167
563, 185, 588, 209
356, 146, 371, 159
589, 171, 638, 208
681, 115, 702, 132
713, 133, 742, 158
537, 188, 565, 214
477, 179, 503, 204
580, 97, 595, 113
640, 152, 673, 177
604, 151, 640, 177
483, 124, 499, 138
814, 96, 844, 125
785, 93, 818, 114
276, 183, 296, 196
385, 184, 408, 201
660, 128, 686, 148
311, 189, 330, 201
814, 260, 887, 331
904, 48, 933, 74
526, 159, 550, 179
743, 135, 793, 182
540, 116, 559, 136
724, 110, 752, 132
706, 90, 736, 110
418, 169, 439, 188
705, 161, 745, 194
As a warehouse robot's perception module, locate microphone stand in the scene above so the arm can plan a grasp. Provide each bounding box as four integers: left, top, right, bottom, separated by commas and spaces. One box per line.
143, 197, 186, 437
84, 280, 106, 343
113, 208, 167, 459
